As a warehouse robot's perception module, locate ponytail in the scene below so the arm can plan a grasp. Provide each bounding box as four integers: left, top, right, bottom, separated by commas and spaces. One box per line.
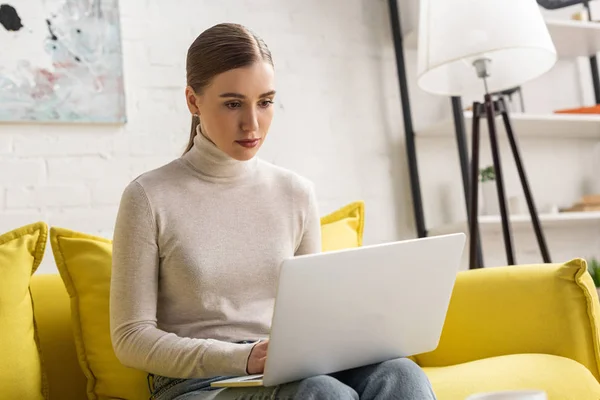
183, 114, 200, 155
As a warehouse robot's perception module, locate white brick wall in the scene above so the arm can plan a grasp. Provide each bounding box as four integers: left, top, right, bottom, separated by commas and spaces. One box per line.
0, 136, 12, 154
6, 186, 91, 208
0, 160, 45, 185
1, 0, 413, 273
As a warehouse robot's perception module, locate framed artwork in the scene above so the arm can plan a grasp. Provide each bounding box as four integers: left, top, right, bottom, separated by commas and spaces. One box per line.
0, 0, 126, 123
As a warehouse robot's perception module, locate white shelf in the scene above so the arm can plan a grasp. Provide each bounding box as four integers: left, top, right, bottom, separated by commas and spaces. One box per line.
416, 112, 600, 139
545, 19, 600, 58
404, 19, 600, 58
429, 211, 600, 236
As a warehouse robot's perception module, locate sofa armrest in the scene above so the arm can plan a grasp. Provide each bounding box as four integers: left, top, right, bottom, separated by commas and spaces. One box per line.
413, 258, 600, 380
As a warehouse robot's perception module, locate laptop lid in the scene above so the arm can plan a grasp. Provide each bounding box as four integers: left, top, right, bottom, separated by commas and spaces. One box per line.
262, 233, 466, 386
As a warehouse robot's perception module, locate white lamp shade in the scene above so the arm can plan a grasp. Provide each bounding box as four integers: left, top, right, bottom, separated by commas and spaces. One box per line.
417, 0, 557, 96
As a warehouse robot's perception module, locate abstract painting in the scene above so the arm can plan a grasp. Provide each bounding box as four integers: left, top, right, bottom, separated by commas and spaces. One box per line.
0, 0, 126, 123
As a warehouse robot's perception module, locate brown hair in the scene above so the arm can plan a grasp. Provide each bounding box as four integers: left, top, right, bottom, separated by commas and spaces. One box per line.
183, 23, 274, 154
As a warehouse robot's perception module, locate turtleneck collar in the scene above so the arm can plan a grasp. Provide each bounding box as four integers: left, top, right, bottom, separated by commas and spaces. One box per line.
181, 126, 258, 182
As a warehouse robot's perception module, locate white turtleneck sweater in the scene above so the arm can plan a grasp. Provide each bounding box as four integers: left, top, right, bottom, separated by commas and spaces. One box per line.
109, 131, 321, 379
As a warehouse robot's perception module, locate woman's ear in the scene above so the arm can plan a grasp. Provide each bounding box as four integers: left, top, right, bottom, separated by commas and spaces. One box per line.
185, 86, 200, 115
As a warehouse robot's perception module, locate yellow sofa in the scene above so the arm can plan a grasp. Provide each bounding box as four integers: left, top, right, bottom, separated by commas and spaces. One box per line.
28, 258, 600, 399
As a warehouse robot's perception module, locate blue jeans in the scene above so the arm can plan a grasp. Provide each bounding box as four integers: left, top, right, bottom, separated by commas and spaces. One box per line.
149, 357, 437, 399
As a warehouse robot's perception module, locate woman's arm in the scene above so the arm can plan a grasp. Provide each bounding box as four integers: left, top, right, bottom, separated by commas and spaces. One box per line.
295, 182, 322, 256
109, 181, 255, 379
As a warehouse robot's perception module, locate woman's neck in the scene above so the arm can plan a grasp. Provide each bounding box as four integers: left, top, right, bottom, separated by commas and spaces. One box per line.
181, 126, 258, 182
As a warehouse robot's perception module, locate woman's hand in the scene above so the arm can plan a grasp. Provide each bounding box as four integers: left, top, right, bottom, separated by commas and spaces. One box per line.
246, 339, 269, 374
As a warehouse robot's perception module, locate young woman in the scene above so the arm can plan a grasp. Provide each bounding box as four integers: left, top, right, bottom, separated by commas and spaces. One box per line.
110, 22, 436, 400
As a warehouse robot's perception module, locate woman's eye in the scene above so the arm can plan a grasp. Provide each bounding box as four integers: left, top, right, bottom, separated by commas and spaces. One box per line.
259, 100, 274, 108
226, 102, 241, 109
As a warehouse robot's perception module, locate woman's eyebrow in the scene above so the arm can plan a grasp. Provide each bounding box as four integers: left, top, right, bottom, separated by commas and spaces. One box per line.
260, 90, 276, 97
219, 90, 276, 99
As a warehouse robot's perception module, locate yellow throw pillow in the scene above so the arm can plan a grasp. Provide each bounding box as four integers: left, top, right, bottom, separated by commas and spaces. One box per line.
49, 227, 148, 400
0, 222, 48, 400
320, 201, 365, 252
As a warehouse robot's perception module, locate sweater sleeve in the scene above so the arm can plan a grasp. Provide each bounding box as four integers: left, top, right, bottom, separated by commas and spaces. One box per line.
295, 182, 322, 256
109, 181, 255, 379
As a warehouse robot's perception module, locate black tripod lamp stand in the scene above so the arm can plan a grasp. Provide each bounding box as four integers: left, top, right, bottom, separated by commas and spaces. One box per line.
415, 0, 559, 268
468, 59, 552, 269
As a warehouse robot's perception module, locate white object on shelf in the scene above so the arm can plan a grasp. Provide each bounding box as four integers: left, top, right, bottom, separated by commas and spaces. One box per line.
429, 211, 600, 236
508, 196, 523, 215
404, 19, 600, 59
481, 181, 500, 216
416, 112, 600, 139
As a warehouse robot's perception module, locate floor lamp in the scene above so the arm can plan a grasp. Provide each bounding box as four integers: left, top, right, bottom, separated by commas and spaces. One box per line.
415, 0, 558, 268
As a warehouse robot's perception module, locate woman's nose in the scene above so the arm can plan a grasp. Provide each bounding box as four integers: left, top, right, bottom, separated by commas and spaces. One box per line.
240, 108, 259, 132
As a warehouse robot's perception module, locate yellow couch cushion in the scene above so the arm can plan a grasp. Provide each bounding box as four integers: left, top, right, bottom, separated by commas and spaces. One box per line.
30, 274, 88, 400
320, 201, 364, 252
414, 258, 600, 381
424, 354, 600, 400
0, 222, 48, 400
49, 227, 149, 400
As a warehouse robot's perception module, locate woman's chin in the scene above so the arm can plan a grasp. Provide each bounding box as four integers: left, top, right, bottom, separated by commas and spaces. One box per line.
230, 147, 260, 161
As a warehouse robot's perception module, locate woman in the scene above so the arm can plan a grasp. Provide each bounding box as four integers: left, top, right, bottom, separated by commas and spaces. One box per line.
110, 22, 436, 400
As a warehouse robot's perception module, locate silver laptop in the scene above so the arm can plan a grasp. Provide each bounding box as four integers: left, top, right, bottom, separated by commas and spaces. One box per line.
212, 233, 466, 388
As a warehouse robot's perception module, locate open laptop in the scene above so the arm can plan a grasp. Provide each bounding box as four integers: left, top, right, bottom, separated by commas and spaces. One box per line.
211, 233, 466, 388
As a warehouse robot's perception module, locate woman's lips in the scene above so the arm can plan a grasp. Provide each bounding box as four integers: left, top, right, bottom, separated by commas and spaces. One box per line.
236, 138, 260, 148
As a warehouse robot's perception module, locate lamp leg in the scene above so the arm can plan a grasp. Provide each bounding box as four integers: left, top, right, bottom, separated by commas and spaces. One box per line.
469, 102, 483, 270
453, 97, 484, 268
484, 94, 515, 265
499, 99, 551, 263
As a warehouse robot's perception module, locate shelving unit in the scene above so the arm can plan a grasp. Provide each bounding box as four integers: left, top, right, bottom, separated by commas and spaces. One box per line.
416, 112, 600, 139
404, 19, 600, 58
429, 211, 600, 236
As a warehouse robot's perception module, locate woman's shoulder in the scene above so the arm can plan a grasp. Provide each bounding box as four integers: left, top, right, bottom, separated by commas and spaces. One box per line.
257, 159, 315, 196
121, 159, 186, 199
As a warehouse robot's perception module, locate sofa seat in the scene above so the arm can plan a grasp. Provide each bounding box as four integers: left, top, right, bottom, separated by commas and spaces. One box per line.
424, 353, 600, 399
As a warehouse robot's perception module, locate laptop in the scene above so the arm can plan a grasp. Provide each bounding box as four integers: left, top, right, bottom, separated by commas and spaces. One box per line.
211, 233, 466, 388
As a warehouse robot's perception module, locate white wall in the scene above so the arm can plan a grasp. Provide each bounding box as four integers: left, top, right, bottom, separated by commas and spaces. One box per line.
2, 0, 598, 274
1, 0, 415, 274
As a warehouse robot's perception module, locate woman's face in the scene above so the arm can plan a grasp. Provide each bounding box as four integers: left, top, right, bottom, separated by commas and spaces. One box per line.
186, 61, 276, 161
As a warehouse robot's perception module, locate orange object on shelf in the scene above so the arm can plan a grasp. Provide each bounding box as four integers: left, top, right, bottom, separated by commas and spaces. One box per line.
554, 105, 600, 114
563, 193, 600, 212
583, 194, 600, 204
